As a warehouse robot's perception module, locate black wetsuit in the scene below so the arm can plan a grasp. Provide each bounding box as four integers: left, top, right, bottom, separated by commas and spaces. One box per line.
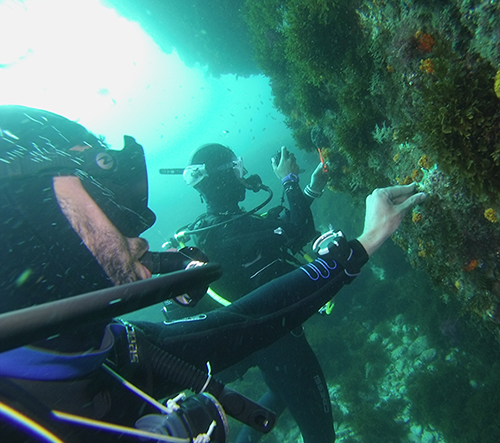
181, 183, 336, 443
0, 105, 368, 441
0, 167, 368, 441
1, 239, 368, 442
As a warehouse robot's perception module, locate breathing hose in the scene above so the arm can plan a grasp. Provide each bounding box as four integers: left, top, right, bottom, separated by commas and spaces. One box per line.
144, 339, 276, 434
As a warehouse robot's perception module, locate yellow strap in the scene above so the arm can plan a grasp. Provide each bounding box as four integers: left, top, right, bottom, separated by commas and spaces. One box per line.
52, 410, 189, 443
324, 301, 335, 315
207, 287, 231, 307
0, 401, 64, 443
303, 253, 314, 263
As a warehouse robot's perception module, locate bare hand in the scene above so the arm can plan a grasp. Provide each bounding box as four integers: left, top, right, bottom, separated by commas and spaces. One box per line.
309, 163, 328, 193
272, 146, 300, 180
357, 184, 427, 257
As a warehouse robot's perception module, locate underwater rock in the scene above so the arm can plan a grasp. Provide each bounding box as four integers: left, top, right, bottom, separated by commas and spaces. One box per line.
419, 348, 437, 363
335, 421, 356, 440
394, 358, 405, 374
391, 344, 407, 360
422, 429, 437, 443
395, 313, 406, 327
368, 331, 381, 342
411, 424, 423, 437
409, 336, 428, 357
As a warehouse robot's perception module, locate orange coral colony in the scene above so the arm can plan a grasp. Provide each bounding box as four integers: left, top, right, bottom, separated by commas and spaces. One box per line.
418, 155, 432, 170
420, 58, 434, 74
412, 211, 423, 223
415, 30, 435, 53
463, 259, 479, 272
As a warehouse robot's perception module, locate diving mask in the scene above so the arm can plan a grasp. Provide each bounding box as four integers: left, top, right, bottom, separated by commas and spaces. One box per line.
183, 157, 245, 187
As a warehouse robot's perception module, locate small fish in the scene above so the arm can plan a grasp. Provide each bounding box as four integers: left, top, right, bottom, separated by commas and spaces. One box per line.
222, 130, 230, 134
1, 129, 19, 140
15, 268, 33, 287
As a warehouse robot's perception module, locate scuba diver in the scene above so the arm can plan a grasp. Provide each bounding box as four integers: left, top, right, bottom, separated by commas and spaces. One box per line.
176, 143, 335, 443
0, 105, 426, 442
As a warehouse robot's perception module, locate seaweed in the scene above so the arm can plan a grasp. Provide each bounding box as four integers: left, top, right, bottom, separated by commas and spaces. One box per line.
243, 0, 500, 346
241, 0, 500, 439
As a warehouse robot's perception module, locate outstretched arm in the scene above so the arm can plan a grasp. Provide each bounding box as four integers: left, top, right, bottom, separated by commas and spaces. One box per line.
135, 185, 426, 373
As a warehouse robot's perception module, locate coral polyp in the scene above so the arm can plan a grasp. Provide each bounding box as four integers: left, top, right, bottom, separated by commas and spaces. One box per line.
419, 58, 434, 74
495, 70, 500, 99
484, 208, 498, 223
418, 155, 432, 170
412, 211, 423, 223
244, 0, 500, 357
415, 30, 435, 53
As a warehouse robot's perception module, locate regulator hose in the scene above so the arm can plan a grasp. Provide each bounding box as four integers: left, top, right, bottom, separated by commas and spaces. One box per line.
145, 340, 276, 434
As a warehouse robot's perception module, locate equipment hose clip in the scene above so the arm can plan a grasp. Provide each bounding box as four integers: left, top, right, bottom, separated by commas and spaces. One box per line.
313, 229, 346, 257
313, 228, 361, 279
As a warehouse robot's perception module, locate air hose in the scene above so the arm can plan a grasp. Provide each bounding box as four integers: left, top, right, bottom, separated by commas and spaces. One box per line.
144, 340, 275, 434
176, 183, 273, 239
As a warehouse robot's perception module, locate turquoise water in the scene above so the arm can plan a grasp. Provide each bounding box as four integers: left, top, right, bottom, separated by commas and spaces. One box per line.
2, 1, 500, 442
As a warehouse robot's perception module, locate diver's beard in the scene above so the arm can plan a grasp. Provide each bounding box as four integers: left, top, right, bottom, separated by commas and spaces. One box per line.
54, 176, 149, 286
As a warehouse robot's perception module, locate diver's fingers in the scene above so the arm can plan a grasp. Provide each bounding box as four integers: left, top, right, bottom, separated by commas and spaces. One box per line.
271, 152, 280, 168
384, 183, 418, 203
396, 191, 427, 214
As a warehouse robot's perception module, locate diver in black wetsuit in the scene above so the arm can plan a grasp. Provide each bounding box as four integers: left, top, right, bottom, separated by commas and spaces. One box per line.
0, 105, 426, 442
178, 143, 335, 443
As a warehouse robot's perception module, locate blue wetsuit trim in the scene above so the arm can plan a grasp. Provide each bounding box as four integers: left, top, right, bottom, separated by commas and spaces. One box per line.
300, 259, 337, 280
0, 324, 124, 380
